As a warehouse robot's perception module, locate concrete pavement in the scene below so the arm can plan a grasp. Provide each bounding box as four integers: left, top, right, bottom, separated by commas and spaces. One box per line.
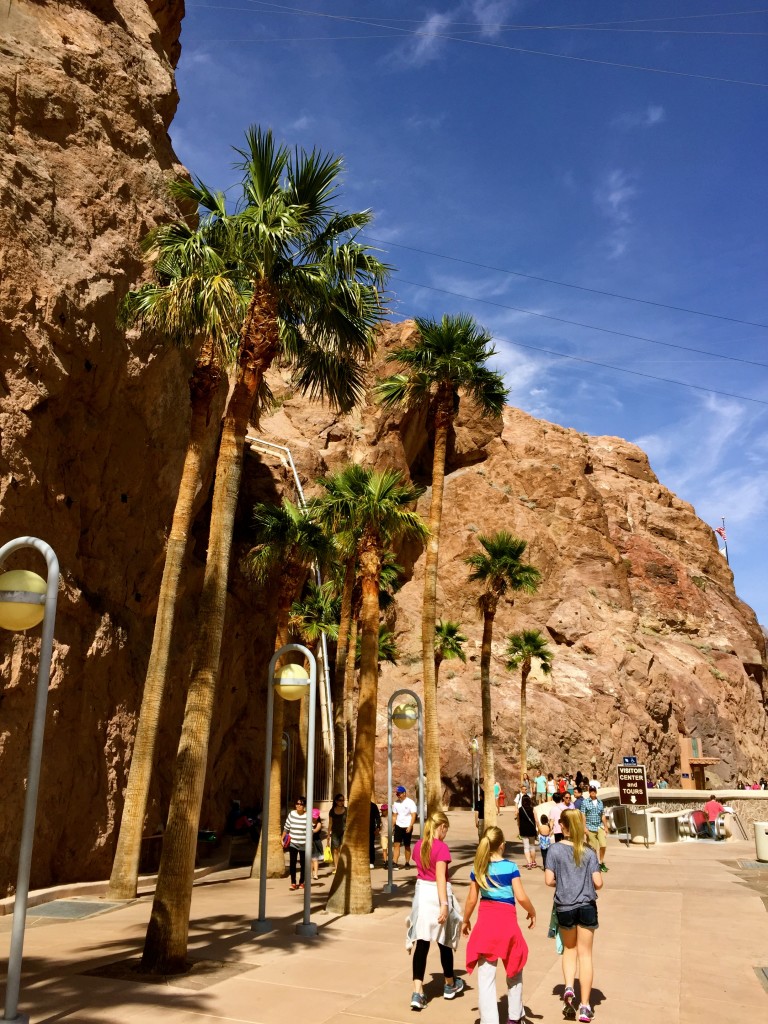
1, 811, 766, 1024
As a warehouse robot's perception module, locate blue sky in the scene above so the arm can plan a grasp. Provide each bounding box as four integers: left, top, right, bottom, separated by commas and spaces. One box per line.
171, 1, 768, 625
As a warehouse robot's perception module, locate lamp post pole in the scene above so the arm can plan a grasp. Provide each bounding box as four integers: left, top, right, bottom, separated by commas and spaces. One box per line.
0, 537, 59, 1024
252, 643, 317, 936
383, 689, 424, 895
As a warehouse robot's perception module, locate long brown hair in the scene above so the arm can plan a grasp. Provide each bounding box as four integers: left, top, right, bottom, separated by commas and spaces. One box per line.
419, 811, 449, 872
561, 808, 587, 866
473, 825, 505, 890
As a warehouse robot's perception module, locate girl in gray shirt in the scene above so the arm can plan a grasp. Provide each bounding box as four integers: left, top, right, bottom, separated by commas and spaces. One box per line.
545, 809, 604, 1024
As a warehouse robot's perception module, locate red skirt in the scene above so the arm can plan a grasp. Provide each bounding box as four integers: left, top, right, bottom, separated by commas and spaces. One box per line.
466, 900, 528, 978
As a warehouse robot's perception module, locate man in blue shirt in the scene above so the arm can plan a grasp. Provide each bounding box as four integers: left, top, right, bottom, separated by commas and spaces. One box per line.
573, 787, 584, 812
582, 786, 609, 872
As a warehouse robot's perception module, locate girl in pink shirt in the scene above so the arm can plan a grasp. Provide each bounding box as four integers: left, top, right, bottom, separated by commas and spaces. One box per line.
406, 811, 464, 1010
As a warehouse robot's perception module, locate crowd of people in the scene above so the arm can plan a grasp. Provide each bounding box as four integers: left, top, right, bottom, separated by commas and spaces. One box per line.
407, 808, 603, 1024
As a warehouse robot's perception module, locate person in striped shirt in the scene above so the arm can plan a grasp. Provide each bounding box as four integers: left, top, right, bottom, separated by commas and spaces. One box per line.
282, 796, 309, 890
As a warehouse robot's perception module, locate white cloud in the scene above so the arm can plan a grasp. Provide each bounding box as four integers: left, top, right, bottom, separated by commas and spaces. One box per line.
471, 0, 516, 37
594, 168, 638, 259
399, 12, 454, 66
405, 112, 447, 133
612, 104, 666, 129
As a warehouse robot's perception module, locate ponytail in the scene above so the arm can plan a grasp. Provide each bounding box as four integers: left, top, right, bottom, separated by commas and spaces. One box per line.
561, 809, 586, 866
420, 811, 449, 872
473, 825, 505, 890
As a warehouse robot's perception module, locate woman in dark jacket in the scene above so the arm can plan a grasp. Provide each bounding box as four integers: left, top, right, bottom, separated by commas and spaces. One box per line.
517, 793, 539, 870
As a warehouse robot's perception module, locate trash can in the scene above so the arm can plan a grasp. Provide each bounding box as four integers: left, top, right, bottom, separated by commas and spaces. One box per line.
755, 821, 768, 862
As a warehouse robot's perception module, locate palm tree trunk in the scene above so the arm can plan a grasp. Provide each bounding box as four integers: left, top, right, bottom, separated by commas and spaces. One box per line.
263, 599, 293, 879
332, 556, 355, 797
141, 284, 278, 974
108, 347, 222, 901
519, 661, 530, 788
344, 613, 359, 791
421, 393, 452, 815
480, 607, 497, 829
327, 541, 380, 915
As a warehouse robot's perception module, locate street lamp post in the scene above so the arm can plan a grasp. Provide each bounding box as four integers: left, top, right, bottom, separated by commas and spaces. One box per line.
383, 689, 424, 895
252, 643, 318, 937
0, 537, 59, 1024
470, 736, 479, 809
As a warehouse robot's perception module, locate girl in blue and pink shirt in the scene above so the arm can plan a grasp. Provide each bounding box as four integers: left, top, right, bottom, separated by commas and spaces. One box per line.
462, 826, 537, 1024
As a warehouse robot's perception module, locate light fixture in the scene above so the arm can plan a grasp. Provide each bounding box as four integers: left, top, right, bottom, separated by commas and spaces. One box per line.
392, 702, 418, 730
273, 663, 310, 701
0, 569, 47, 631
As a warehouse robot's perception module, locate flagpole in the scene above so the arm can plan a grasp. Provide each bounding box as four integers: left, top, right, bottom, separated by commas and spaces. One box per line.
721, 516, 729, 566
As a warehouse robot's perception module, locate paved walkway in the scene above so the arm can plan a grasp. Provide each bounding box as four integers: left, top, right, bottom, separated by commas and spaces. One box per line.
1, 812, 766, 1023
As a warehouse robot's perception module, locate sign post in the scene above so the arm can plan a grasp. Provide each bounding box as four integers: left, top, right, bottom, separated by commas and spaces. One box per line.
617, 764, 648, 805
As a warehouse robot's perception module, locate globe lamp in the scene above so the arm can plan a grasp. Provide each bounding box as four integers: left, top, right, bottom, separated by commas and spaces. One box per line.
0, 570, 47, 631
274, 663, 310, 701
392, 702, 418, 730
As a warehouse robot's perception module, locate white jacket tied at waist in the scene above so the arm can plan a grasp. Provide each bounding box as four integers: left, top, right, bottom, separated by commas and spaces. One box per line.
406, 879, 463, 951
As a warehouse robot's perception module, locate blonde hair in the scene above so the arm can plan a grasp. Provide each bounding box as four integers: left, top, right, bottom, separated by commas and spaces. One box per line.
473, 825, 506, 890
419, 811, 449, 872
561, 809, 586, 866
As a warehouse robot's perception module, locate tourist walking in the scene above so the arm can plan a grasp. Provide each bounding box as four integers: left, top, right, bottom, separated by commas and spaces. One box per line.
392, 785, 418, 869
538, 815, 552, 869
545, 809, 603, 1022
582, 786, 609, 872
311, 808, 323, 882
463, 826, 536, 1024
328, 793, 347, 868
517, 793, 539, 869
406, 811, 464, 1010
534, 770, 547, 805
369, 799, 382, 867
281, 795, 309, 891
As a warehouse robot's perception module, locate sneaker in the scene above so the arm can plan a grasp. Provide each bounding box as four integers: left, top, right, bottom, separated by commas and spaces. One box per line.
370, 863, 375, 869
563, 987, 576, 1010
578, 1006, 594, 1022
394, 865, 401, 871
443, 978, 465, 999
599, 863, 608, 872
410, 993, 427, 1011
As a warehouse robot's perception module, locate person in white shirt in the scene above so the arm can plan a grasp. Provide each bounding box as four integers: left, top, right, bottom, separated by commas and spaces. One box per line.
392, 785, 417, 869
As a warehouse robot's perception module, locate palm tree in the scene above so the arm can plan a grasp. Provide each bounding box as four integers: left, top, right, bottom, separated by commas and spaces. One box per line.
141, 128, 389, 973
465, 532, 540, 828
505, 630, 553, 786
244, 499, 332, 879
108, 193, 249, 901
376, 314, 507, 814
434, 619, 467, 687
289, 580, 340, 645
318, 467, 427, 915
356, 625, 399, 666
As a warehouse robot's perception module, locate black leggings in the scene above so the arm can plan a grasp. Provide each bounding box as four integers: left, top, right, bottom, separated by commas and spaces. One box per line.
288, 846, 305, 884
412, 939, 454, 982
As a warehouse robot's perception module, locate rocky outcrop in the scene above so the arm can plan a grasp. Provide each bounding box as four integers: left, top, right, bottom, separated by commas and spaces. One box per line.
0, 4, 765, 895
256, 322, 768, 798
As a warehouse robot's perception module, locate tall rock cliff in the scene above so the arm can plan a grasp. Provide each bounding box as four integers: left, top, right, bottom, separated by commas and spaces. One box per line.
256, 322, 768, 795
0, 4, 765, 895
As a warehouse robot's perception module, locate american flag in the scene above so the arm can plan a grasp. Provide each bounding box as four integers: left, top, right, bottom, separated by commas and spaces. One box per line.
715, 526, 727, 541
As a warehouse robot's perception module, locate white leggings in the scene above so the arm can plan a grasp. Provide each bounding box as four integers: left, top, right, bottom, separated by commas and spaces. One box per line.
476, 957, 523, 1023
522, 837, 533, 856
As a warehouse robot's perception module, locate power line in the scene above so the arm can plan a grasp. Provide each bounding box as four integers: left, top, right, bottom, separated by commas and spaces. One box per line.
240, 1, 768, 87
394, 277, 768, 369
388, 310, 768, 407
188, 5, 768, 35
364, 237, 768, 331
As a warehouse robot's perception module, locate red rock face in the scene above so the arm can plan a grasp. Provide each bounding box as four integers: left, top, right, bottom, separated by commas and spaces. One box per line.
0, 4, 764, 894
256, 323, 767, 803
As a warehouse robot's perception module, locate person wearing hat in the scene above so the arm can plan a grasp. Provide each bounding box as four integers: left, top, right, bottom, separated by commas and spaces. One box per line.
392, 785, 417, 869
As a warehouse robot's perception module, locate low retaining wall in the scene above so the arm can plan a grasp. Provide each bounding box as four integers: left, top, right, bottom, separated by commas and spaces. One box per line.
598, 788, 768, 840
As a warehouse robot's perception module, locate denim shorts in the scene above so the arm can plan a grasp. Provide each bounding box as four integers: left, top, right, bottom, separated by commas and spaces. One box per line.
556, 901, 599, 930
